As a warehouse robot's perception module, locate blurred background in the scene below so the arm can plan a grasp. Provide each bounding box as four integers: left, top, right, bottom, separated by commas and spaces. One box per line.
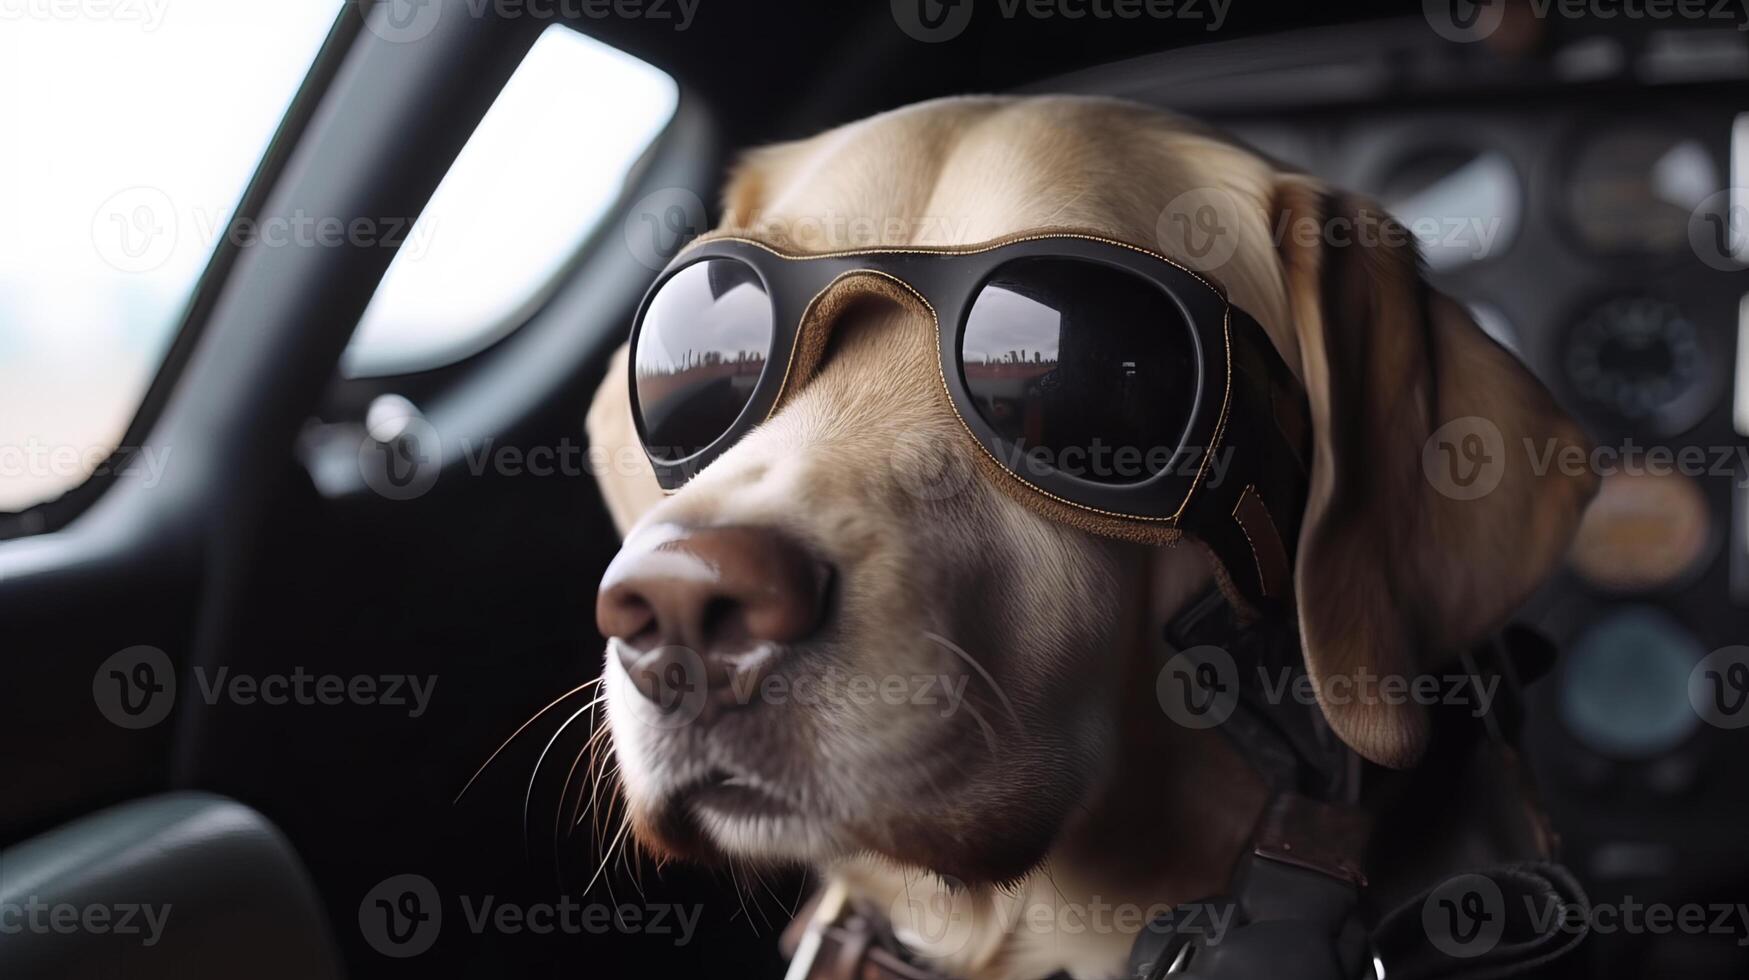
1, 1, 1746, 977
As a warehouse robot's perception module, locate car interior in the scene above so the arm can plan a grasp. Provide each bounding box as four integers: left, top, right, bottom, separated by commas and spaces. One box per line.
3, 1, 1747, 977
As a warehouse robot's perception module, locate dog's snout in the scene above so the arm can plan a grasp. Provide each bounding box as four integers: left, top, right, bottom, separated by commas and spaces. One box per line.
597, 526, 831, 698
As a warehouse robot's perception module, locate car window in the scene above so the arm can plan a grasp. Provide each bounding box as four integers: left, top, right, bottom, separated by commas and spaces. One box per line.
339, 24, 678, 378
0, 2, 337, 513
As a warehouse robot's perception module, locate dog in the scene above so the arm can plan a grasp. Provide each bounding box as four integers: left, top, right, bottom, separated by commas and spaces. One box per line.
584, 94, 1596, 979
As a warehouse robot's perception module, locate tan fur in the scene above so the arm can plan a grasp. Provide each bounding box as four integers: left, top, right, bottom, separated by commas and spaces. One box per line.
587, 95, 1594, 979
586, 341, 666, 534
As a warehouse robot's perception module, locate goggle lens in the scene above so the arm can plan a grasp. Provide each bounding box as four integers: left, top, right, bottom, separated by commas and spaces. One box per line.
633, 258, 774, 463
960, 257, 1199, 486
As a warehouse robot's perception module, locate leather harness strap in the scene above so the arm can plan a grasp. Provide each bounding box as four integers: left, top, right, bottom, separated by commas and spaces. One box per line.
1179, 307, 1310, 615
1251, 794, 1371, 890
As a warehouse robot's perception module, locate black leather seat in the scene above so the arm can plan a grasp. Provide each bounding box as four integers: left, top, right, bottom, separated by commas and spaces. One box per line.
0, 793, 342, 980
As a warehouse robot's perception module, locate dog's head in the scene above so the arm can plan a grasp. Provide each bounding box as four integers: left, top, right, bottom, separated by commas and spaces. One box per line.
587, 95, 1594, 886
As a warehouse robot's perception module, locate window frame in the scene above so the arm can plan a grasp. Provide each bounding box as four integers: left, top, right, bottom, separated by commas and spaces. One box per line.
339, 23, 682, 380
0, 8, 361, 538
304, 90, 716, 498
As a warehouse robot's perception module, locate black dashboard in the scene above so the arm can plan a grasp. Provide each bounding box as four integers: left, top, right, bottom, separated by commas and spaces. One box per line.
1047, 15, 1749, 978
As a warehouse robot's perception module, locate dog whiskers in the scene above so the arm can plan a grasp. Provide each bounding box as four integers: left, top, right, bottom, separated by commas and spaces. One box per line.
522, 694, 605, 862
577, 756, 620, 831
454, 676, 603, 804
615, 804, 647, 902
750, 866, 792, 927
725, 856, 763, 934
581, 723, 617, 837
1037, 858, 1073, 908
625, 833, 648, 901
579, 812, 635, 898
923, 630, 1022, 750
554, 728, 599, 856
565, 706, 615, 834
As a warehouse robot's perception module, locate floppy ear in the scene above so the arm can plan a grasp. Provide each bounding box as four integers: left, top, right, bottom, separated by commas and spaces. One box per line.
586, 342, 666, 536
1271, 180, 1597, 769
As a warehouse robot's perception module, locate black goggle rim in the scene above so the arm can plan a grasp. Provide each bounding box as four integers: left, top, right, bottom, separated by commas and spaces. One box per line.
627, 232, 1233, 525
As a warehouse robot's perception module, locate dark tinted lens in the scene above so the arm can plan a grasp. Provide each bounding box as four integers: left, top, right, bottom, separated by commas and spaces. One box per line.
960, 257, 1198, 485
634, 259, 773, 462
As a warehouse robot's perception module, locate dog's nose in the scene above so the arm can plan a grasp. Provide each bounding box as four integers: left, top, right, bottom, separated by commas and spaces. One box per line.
597, 526, 830, 699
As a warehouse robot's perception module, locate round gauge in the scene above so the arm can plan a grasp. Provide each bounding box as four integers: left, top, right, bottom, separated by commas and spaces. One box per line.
1564, 126, 1719, 256
1561, 295, 1717, 435
1568, 470, 1714, 593
1559, 607, 1704, 759
1378, 147, 1521, 272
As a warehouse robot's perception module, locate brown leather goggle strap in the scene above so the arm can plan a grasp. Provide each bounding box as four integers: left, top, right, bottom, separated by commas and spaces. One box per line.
962, 305, 1311, 619
1177, 308, 1311, 615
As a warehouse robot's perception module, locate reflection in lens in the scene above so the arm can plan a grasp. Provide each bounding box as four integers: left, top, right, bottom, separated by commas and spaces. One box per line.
634, 259, 772, 462
961, 258, 1197, 485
